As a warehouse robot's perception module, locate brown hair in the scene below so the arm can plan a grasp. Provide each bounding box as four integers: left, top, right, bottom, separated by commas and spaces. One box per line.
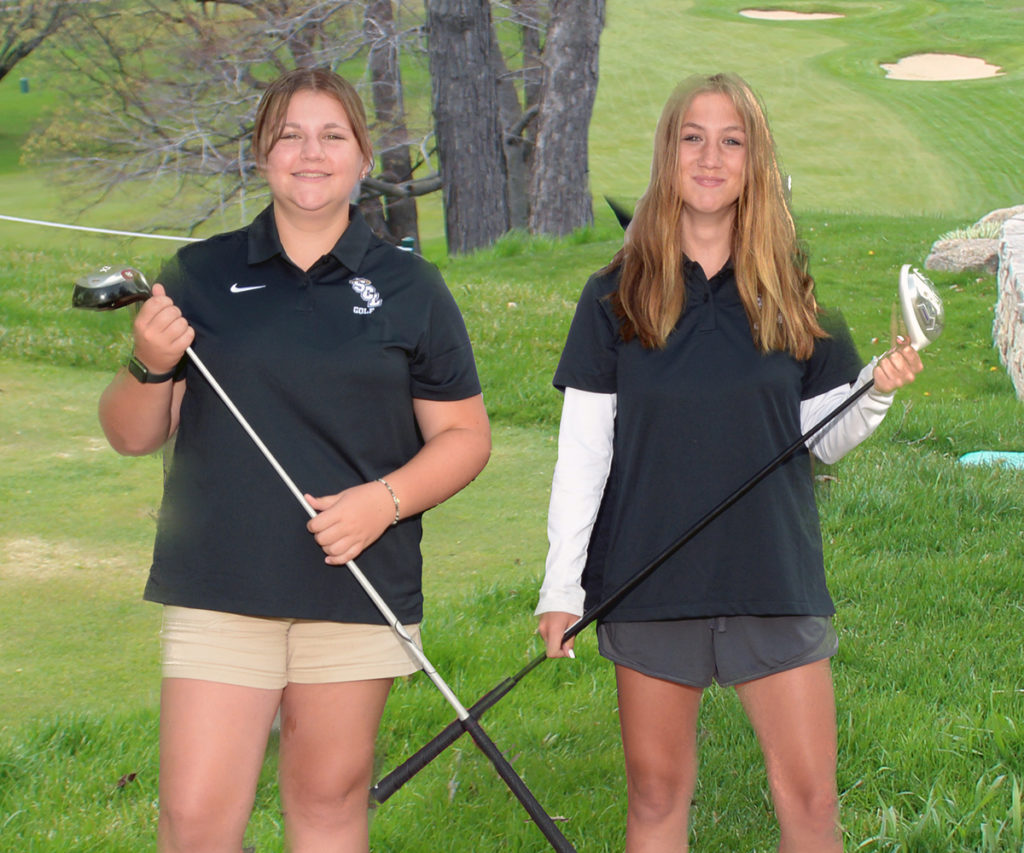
251, 67, 373, 171
610, 72, 825, 358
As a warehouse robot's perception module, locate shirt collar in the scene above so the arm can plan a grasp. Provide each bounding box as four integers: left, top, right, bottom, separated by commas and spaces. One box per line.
682, 255, 735, 280
247, 204, 373, 273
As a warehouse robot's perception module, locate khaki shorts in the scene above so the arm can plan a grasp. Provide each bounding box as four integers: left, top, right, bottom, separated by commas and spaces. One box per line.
160, 606, 423, 689
597, 614, 837, 688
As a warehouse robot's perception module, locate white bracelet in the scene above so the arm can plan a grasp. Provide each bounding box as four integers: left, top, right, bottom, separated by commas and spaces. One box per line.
376, 478, 400, 526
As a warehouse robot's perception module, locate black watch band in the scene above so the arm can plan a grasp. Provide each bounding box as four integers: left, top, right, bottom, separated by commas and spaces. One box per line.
127, 355, 177, 384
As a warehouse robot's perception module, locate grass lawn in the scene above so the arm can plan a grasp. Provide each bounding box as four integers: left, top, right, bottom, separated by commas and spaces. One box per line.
2, 0, 1024, 849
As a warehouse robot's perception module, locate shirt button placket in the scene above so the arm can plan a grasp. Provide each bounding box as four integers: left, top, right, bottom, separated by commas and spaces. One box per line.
296, 270, 315, 313
700, 284, 716, 331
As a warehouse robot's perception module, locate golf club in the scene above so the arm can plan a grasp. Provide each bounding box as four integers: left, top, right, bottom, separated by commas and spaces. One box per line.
899, 263, 944, 350
73, 265, 578, 853
371, 264, 944, 804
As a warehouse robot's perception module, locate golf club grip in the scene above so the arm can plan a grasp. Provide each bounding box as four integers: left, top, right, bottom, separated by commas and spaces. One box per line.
372, 674, 525, 803
560, 379, 876, 644
461, 715, 577, 852
372, 716, 463, 803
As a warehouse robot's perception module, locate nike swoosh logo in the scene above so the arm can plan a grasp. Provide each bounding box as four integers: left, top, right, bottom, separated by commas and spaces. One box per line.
230, 283, 266, 293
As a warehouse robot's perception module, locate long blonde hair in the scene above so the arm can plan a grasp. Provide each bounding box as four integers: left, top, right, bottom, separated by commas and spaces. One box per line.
610, 72, 825, 358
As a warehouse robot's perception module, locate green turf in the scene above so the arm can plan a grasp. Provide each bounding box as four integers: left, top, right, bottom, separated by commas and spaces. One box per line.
2, 0, 1023, 849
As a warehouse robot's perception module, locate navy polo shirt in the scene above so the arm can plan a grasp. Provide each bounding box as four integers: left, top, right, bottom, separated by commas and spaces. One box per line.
145, 205, 481, 623
554, 260, 862, 621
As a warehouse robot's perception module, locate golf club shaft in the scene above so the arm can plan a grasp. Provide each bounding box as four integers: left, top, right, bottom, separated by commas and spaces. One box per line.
372, 655, 547, 803
561, 377, 876, 640
372, 378, 876, 800
183, 345, 576, 852
462, 715, 575, 852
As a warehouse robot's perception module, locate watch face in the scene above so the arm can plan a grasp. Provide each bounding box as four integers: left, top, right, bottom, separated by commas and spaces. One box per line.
128, 356, 174, 383
128, 356, 148, 383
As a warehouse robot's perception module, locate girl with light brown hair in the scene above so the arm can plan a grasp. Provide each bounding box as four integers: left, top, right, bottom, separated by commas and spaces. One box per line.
99, 66, 490, 852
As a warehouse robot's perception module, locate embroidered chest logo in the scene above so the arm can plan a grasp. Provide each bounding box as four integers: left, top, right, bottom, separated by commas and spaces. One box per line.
350, 277, 382, 315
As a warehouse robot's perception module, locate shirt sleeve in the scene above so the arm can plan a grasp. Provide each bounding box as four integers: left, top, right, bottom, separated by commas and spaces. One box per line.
801, 309, 864, 399
552, 272, 620, 394
408, 263, 482, 401
155, 251, 190, 313
803, 360, 896, 463
536, 387, 617, 616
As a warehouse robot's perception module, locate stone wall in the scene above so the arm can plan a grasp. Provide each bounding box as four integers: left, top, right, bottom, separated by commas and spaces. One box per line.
994, 213, 1024, 400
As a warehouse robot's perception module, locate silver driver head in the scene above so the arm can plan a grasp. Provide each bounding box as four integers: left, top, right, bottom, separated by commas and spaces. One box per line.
898, 264, 944, 350
72, 265, 151, 311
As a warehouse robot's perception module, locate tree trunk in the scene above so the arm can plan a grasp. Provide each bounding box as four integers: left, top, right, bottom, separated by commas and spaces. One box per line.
497, 0, 543, 229
426, 0, 509, 254
516, 0, 543, 111
491, 28, 530, 230
362, 0, 420, 247
528, 0, 604, 237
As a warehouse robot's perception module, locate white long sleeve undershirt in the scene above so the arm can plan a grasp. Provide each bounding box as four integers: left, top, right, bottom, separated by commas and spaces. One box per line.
534, 365, 896, 617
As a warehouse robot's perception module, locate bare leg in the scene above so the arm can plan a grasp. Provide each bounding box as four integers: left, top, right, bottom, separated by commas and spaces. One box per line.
278, 678, 393, 853
616, 665, 704, 853
157, 678, 282, 853
734, 659, 842, 852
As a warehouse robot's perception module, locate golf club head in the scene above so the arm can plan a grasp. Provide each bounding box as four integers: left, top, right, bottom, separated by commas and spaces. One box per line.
72, 265, 151, 311
898, 264, 944, 350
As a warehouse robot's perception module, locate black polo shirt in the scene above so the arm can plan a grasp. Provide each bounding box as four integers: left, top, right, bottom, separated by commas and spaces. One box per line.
554, 261, 862, 621
145, 205, 481, 623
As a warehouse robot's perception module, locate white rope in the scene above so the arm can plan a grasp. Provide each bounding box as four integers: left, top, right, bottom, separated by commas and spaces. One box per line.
0, 214, 201, 242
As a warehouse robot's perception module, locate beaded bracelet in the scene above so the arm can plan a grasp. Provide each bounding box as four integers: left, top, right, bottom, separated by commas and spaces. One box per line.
376, 477, 400, 526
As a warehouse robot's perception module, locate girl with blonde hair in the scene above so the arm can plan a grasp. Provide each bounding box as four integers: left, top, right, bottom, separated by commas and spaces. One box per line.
537, 72, 922, 851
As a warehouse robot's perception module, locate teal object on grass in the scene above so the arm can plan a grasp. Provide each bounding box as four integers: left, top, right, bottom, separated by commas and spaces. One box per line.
959, 451, 1024, 469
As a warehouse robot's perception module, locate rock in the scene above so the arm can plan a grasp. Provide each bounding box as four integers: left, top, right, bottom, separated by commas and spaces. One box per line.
977, 205, 1024, 226
925, 238, 1000, 274
994, 213, 1024, 401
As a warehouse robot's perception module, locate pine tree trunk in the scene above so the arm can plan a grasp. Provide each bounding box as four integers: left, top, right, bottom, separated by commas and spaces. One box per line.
528, 0, 605, 237
426, 0, 510, 253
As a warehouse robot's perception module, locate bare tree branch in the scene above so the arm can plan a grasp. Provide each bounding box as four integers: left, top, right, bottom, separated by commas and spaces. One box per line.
0, 0, 74, 82
361, 173, 442, 198
25, 0, 439, 232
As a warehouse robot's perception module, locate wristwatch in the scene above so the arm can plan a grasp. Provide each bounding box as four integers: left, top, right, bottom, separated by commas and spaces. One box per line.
127, 354, 177, 384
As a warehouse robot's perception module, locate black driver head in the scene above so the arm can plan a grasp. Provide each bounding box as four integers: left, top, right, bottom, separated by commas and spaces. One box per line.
605, 196, 634, 231
72, 266, 151, 311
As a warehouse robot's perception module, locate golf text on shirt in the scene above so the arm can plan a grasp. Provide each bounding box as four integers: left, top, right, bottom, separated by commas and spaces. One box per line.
350, 277, 382, 314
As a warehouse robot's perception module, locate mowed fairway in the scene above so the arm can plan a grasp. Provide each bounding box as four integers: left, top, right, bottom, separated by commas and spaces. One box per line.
1, 1, 1023, 850
591, 0, 1022, 215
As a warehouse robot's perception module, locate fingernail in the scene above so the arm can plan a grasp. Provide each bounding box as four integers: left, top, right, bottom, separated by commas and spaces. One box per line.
567, 649, 576, 659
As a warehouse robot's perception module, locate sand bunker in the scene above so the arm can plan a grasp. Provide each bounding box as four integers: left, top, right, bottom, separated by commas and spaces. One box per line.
740, 9, 844, 20
881, 53, 1003, 81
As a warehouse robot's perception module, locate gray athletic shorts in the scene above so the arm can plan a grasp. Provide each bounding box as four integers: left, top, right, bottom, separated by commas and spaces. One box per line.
597, 615, 838, 688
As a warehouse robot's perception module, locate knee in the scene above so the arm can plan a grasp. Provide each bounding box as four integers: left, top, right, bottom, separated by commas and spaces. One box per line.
627, 769, 694, 825
773, 783, 839, 833
159, 797, 246, 852
287, 787, 369, 827
281, 770, 371, 832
